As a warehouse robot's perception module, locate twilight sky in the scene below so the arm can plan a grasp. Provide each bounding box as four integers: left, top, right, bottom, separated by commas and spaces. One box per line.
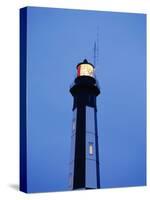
25, 7, 146, 192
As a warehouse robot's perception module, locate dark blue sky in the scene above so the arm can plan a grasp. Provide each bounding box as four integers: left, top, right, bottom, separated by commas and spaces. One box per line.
26, 7, 146, 192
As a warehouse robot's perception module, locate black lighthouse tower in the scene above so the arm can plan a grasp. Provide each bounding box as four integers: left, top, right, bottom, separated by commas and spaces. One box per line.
69, 59, 100, 190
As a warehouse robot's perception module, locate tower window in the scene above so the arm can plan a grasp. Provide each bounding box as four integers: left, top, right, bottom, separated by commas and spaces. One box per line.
72, 119, 76, 131
89, 143, 94, 155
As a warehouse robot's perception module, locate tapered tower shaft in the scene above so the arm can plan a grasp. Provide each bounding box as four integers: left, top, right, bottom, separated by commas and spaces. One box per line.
69, 59, 100, 190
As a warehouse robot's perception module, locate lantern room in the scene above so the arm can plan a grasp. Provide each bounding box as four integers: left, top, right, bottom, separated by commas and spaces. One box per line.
77, 59, 95, 78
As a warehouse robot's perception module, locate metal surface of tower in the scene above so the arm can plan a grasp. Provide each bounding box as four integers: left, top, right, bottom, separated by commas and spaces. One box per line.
69, 59, 100, 190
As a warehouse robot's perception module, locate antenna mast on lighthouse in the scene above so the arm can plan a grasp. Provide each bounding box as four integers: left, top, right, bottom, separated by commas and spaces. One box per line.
93, 27, 100, 69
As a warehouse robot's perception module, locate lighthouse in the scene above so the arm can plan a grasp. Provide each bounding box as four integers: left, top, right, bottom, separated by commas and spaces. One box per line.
69, 59, 100, 190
